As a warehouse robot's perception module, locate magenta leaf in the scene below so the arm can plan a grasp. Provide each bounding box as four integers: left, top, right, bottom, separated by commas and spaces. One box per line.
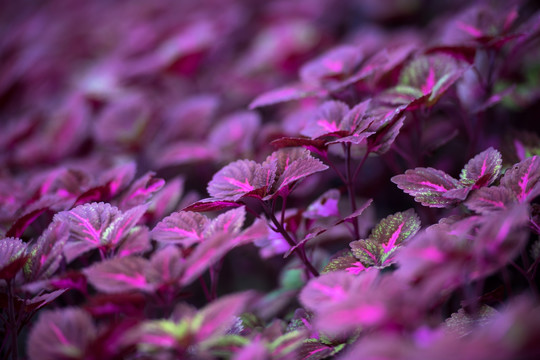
148, 246, 185, 286
58, 202, 147, 262
182, 199, 243, 212
151, 211, 210, 247
195, 292, 254, 342
155, 141, 217, 168
116, 226, 152, 258
207, 159, 276, 201
5, 208, 49, 238
264, 148, 328, 196
322, 253, 363, 274
98, 161, 137, 198
464, 186, 516, 214
299, 271, 359, 311
27, 308, 96, 360
399, 53, 469, 106
500, 156, 540, 202
368, 115, 406, 154
303, 189, 340, 219
299, 45, 363, 86
459, 147, 503, 188
391, 167, 463, 208
299, 339, 343, 360
204, 206, 246, 237
24, 221, 68, 281
0, 237, 28, 280
119, 172, 165, 210
208, 111, 261, 159
350, 209, 420, 267
84, 256, 156, 293
249, 83, 323, 109
300, 101, 350, 139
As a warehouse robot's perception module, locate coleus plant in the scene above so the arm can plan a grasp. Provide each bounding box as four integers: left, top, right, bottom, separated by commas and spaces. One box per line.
1, 0, 540, 359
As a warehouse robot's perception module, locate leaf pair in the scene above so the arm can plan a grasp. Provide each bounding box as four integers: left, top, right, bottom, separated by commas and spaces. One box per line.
186, 148, 328, 211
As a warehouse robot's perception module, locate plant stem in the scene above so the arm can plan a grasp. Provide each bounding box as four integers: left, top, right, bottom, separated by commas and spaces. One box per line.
199, 276, 211, 302
262, 201, 319, 277
210, 258, 224, 300
344, 144, 360, 239
6, 280, 18, 360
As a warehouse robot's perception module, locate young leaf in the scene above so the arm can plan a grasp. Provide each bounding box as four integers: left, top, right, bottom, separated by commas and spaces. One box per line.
391, 168, 462, 208
299, 271, 359, 311
500, 156, 540, 202
151, 211, 210, 247
27, 308, 97, 360
207, 159, 276, 201
84, 256, 156, 294
303, 189, 340, 219
459, 147, 503, 188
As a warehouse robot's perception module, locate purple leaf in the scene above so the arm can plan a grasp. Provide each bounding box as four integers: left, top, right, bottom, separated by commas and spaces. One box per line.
0, 237, 27, 280
264, 148, 328, 196
299, 339, 336, 360
459, 147, 503, 188
500, 156, 540, 202
464, 186, 516, 214
148, 246, 185, 286
84, 256, 156, 293
6, 208, 49, 238
300, 101, 349, 139
299, 45, 363, 86
208, 111, 261, 159
299, 271, 361, 311
322, 253, 363, 274
98, 161, 137, 198
195, 292, 254, 342
119, 172, 165, 210
146, 176, 185, 222
399, 53, 469, 106
59, 202, 147, 262
24, 221, 68, 281
27, 308, 96, 360
183, 199, 243, 212
116, 226, 152, 258
303, 189, 340, 219
207, 159, 276, 201
350, 209, 420, 267
391, 167, 462, 208
270, 137, 328, 152
249, 83, 324, 109
205, 206, 246, 237
368, 115, 406, 155
151, 211, 210, 247
155, 141, 217, 168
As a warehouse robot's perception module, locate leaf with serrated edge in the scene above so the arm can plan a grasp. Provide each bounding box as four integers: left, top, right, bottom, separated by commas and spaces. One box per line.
391, 168, 462, 208
459, 147, 502, 188
249, 83, 323, 109
0, 237, 27, 280
151, 211, 210, 247
207, 159, 276, 201
350, 209, 420, 267
204, 206, 246, 237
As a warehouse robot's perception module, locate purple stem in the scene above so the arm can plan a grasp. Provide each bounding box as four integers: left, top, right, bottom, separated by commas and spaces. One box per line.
199, 276, 211, 302
7, 280, 19, 360
262, 201, 319, 277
